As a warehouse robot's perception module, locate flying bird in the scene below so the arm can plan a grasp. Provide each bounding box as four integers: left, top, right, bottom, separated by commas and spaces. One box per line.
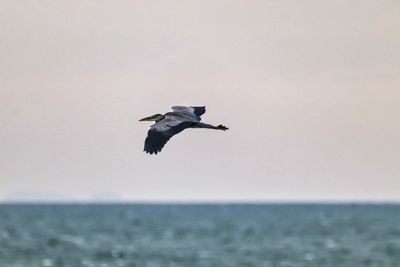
140, 106, 228, 154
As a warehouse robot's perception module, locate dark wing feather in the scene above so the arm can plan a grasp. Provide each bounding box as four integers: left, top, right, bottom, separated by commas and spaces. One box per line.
144, 121, 193, 154
191, 106, 206, 117
144, 130, 171, 155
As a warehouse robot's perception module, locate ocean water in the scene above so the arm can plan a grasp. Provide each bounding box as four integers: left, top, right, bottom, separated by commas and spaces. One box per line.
1, 204, 400, 267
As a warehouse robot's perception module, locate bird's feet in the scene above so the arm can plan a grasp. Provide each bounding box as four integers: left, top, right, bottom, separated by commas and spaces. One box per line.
216, 124, 229, 131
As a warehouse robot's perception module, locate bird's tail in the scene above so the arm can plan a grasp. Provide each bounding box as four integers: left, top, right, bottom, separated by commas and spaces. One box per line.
216, 124, 229, 131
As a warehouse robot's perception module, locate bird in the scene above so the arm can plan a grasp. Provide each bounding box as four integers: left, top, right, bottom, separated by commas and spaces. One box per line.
139, 106, 228, 154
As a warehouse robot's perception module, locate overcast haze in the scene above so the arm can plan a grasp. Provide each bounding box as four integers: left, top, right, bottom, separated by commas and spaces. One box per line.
1, 0, 399, 202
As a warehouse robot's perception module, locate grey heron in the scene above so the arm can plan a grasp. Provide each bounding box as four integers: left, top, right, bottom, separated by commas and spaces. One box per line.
139, 106, 228, 154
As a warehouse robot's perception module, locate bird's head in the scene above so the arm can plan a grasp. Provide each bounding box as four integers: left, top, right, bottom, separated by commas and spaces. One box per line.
139, 114, 164, 122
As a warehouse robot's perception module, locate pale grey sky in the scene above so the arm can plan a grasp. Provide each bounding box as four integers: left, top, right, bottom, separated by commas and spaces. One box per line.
1, 0, 399, 202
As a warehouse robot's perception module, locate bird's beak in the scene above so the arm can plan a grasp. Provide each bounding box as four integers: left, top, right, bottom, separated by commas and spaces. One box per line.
139, 116, 153, 122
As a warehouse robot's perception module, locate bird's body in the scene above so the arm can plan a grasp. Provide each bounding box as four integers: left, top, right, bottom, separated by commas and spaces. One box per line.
140, 106, 228, 154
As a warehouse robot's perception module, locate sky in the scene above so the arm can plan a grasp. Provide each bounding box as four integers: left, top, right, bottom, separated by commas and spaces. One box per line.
1, 0, 399, 202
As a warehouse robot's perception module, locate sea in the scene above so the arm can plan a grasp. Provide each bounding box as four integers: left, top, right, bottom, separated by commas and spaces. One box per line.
1, 204, 400, 267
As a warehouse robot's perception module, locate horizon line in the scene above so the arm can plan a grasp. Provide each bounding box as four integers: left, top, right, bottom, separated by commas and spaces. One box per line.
1, 200, 400, 205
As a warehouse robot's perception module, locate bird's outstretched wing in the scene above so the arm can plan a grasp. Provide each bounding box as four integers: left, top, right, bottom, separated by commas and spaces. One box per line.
144, 114, 194, 154
171, 106, 206, 121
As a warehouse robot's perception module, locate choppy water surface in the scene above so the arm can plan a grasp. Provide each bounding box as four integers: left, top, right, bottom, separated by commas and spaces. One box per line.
1, 204, 400, 267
